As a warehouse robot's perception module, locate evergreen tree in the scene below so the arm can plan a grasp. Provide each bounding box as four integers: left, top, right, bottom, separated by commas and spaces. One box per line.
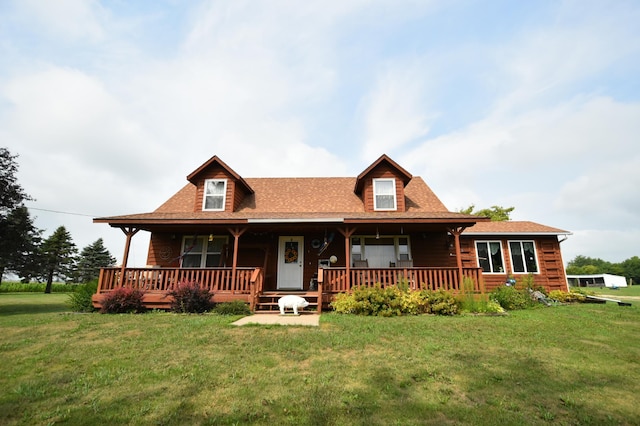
41, 226, 77, 293
75, 238, 116, 283
0, 206, 42, 280
0, 148, 40, 280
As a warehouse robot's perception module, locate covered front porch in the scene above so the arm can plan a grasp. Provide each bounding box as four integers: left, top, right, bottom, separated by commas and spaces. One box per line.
92, 218, 487, 311
92, 264, 485, 311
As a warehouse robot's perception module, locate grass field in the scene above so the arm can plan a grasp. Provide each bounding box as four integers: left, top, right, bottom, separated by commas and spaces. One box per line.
577, 285, 640, 299
1, 293, 639, 425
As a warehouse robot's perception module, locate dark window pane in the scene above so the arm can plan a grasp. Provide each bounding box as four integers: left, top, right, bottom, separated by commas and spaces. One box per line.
523, 242, 538, 272
489, 242, 504, 273
477, 242, 491, 272
510, 241, 525, 273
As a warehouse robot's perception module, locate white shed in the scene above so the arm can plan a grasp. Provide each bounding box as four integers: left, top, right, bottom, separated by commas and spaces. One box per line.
566, 273, 628, 288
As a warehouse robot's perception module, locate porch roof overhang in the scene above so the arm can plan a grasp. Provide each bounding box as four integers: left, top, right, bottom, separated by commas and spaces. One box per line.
94, 211, 486, 232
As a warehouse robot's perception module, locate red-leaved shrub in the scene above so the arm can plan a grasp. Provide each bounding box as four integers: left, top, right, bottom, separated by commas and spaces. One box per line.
167, 281, 213, 313
100, 287, 146, 314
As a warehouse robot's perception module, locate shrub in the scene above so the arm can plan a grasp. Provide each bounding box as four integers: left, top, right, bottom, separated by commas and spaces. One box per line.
549, 290, 588, 303
167, 281, 213, 313
100, 287, 146, 314
331, 285, 459, 316
330, 292, 360, 314
67, 281, 98, 312
520, 273, 548, 295
422, 289, 460, 315
490, 285, 535, 310
458, 293, 505, 314
489, 286, 536, 311
213, 300, 251, 315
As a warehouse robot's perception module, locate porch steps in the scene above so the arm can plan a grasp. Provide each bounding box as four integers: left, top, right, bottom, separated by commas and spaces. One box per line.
254, 291, 320, 314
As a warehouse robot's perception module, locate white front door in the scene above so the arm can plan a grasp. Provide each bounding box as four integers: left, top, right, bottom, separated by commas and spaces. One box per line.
277, 236, 304, 290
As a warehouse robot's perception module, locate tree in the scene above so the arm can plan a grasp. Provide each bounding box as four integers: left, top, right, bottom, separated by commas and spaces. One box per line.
566, 255, 638, 284
620, 256, 640, 285
0, 148, 39, 280
0, 148, 31, 215
459, 205, 514, 221
0, 206, 42, 280
40, 226, 77, 293
74, 238, 116, 283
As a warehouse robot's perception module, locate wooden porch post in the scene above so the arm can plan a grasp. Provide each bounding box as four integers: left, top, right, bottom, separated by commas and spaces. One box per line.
448, 227, 466, 292
119, 227, 140, 286
228, 227, 247, 291
338, 227, 356, 289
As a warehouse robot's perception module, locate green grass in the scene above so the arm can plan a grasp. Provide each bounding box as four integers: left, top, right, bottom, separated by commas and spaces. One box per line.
578, 285, 640, 298
1, 293, 639, 425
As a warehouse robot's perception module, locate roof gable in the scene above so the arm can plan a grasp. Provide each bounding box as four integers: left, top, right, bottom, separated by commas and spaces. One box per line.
354, 154, 412, 194
187, 155, 253, 194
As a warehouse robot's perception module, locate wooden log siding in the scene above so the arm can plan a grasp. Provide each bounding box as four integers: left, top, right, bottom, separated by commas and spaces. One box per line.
319, 267, 484, 293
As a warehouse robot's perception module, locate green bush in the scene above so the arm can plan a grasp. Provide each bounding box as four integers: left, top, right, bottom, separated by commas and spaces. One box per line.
100, 287, 146, 314
67, 281, 98, 312
331, 285, 459, 316
167, 281, 213, 313
422, 289, 460, 315
548, 290, 589, 303
213, 300, 251, 315
490, 285, 535, 310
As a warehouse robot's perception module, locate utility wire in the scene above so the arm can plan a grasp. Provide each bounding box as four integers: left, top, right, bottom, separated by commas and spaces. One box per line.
26, 205, 96, 218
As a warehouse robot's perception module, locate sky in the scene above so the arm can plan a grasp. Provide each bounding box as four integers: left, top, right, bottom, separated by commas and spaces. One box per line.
1, 0, 639, 269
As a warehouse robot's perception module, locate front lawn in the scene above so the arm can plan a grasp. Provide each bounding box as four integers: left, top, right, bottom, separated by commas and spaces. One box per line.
579, 285, 640, 298
1, 293, 639, 425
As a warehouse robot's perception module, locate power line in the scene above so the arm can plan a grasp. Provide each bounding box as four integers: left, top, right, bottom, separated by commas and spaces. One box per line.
26, 205, 96, 218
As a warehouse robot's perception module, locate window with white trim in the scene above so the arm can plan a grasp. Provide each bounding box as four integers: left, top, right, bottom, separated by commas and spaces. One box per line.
351, 236, 411, 268
475, 241, 504, 273
202, 179, 227, 211
509, 241, 539, 273
181, 236, 228, 267
373, 178, 397, 211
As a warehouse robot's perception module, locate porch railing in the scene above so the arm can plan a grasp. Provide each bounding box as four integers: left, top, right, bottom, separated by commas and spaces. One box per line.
97, 267, 260, 295
318, 267, 485, 293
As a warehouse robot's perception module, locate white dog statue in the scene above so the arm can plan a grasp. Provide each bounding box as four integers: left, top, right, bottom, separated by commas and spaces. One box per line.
278, 295, 309, 315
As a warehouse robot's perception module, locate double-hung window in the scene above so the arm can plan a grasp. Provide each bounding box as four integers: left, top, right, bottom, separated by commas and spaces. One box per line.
351, 236, 411, 268
181, 236, 227, 267
509, 241, 539, 273
203, 179, 227, 211
373, 178, 397, 211
475, 241, 504, 273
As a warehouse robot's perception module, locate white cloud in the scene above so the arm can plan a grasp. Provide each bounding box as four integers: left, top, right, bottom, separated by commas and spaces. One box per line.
361, 63, 435, 160
13, 0, 106, 42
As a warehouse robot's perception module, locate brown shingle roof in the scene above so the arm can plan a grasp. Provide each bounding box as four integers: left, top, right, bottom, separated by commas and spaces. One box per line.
463, 221, 570, 235
154, 175, 448, 215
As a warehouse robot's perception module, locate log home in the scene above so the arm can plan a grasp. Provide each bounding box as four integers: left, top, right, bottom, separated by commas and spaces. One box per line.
93, 154, 570, 311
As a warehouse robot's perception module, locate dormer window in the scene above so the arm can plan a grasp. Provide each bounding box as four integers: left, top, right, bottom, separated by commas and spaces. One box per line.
203, 179, 227, 211
373, 178, 397, 211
